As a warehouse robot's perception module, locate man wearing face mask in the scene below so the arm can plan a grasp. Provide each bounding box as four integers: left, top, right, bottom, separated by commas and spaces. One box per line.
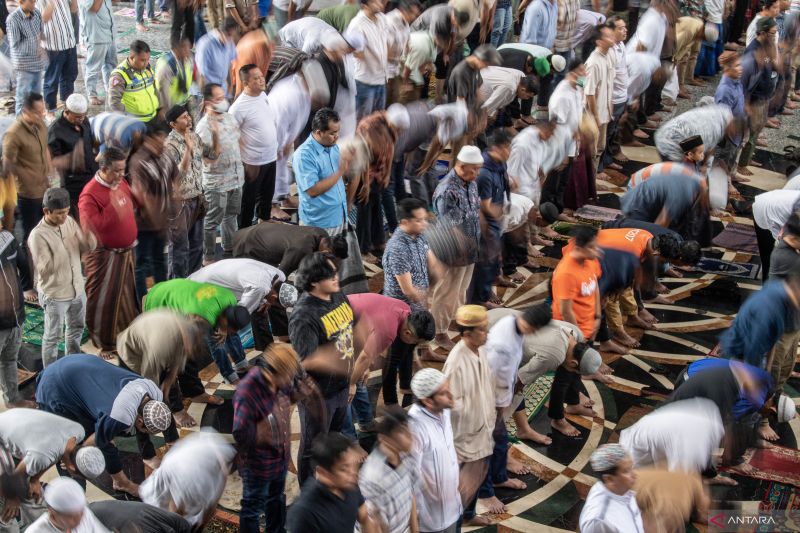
108, 40, 160, 123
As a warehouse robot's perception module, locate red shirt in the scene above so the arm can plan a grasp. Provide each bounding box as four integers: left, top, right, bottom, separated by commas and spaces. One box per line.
347, 293, 411, 358
78, 176, 138, 249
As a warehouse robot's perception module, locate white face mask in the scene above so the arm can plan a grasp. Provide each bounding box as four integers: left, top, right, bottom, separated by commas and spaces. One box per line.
212, 100, 229, 113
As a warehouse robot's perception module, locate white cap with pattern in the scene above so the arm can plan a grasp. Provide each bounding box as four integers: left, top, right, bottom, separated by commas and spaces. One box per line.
142, 400, 172, 434
75, 446, 106, 479
411, 368, 445, 399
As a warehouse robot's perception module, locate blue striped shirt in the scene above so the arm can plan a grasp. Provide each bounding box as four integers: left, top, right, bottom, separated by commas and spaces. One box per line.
6, 7, 45, 72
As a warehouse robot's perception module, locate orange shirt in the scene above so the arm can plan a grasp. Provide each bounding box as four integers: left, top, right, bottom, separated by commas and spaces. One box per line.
561, 228, 652, 260
551, 254, 601, 338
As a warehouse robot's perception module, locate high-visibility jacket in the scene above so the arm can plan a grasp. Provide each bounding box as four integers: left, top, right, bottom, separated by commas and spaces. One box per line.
155, 52, 193, 107
111, 60, 159, 122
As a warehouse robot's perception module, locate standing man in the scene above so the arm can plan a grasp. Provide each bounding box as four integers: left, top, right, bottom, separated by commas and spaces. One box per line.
47, 94, 97, 220
229, 64, 279, 227
293, 108, 351, 233
385, 0, 422, 105
288, 252, 356, 484
80, 0, 117, 106
196, 83, 243, 265
155, 36, 194, 113
109, 40, 160, 123
226, 0, 258, 34
41, 0, 78, 120
0, 225, 28, 409
349, 0, 389, 119
554, 0, 580, 61
583, 26, 616, 175
28, 188, 96, 367
195, 18, 240, 98
408, 368, 462, 533
430, 146, 483, 350
78, 148, 139, 358
601, 16, 629, 171
6, 0, 45, 116
164, 104, 215, 278
520, 0, 557, 49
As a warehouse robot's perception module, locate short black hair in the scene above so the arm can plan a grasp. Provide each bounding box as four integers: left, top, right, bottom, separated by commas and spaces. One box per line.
202, 83, 223, 103
130, 39, 151, 55
567, 57, 584, 73
22, 92, 43, 112
223, 17, 240, 33
763, 0, 779, 9
521, 303, 552, 328
0, 471, 28, 501
170, 35, 191, 50
654, 233, 680, 260
572, 225, 598, 248
376, 405, 410, 436
145, 119, 170, 138
784, 212, 800, 238
407, 309, 436, 341
488, 128, 513, 148
238, 64, 259, 83
606, 14, 626, 29
99, 147, 127, 169
322, 234, 349, 259
295, 252, 338, 293
397, 0, 422, 11
312, 107, 341, 133
311, 432, 354, 471
519, 76, 536, 94
397, 198, 428, 221
678, 240, 701, 265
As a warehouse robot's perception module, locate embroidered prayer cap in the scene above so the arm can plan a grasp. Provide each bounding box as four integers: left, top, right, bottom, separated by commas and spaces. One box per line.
44, 477, 87, 514
679, 135, 704, 153
550, 54, 566, 73
411, 368, 446, 399
75, 446, 106, 480
455, 305, 489, 328
575, 343, 602, 375
589, 444, 628, 473
778, 394, 797, 423
456, 145, 483, 165
142, 400, 172, 434
279, 283, 299, 308
65, 94, 88, 114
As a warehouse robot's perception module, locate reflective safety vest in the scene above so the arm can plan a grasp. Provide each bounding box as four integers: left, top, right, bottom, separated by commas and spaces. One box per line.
112, 60, 159, 122
155, 52, 193, 107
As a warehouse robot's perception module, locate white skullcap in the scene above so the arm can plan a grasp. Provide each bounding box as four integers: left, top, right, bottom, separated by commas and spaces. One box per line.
44, 477, 87, 514
342, 29, 366, 52
320, 31, 347, 51
142, 400, 172, 433
386, 103, 410, 131
75, 447, 106, 480
578, 346, 602, 375
65, 93, 88, 114
589, 444, 628, 473
279, 283, 298, 308
411, 368, 445, 399
456, 145, 484, 165
697, 95, 716, 107
778, 394, 797, 423
550, 55, 566, 73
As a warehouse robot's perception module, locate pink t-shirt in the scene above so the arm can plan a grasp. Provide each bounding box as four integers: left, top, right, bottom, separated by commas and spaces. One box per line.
347, 293, 411, 358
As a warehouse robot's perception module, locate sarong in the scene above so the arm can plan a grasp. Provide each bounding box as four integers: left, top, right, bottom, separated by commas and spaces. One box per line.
85, 247, 140, 351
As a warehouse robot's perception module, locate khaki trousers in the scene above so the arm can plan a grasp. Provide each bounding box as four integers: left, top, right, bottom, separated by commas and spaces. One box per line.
431, 263, 475, 334
604, 287, 638, 333
771, 329, 800, 394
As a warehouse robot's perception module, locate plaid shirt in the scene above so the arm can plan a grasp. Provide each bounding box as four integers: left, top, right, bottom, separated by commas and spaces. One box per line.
232, 366, 291, 479
359, 447, 419, 533
6, 8, 45, 72
554, 0, 580, 53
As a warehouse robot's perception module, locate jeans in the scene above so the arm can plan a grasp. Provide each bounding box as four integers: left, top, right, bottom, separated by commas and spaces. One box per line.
194, 7, 207, 41
135, 0, 155, 23
240, 161, 277, 228
168, 197, 204, 279
490, 6, 512, 47
240, 467, 288, 533
15, 71, 43, 115
44, 48, 78, 111
342, 383, 373, 438
355, 81, 386, 120
135, 230, 168, 301
0, 327, 22, 405
203, 188, 241, 261
298, 388, 349, 484
208, 333, 249, 383
84, 42, 117, 98
40, 293, 86, 368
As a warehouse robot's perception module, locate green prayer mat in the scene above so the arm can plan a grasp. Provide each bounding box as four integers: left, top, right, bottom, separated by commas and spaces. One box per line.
505, 374, 553, 442
22, 303, 88, 351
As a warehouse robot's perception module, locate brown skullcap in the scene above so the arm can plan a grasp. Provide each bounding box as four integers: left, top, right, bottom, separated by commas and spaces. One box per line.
455, 305, 488, 327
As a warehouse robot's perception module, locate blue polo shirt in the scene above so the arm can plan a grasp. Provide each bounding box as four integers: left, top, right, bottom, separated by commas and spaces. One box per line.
196, 31, 238, 96
293, 135, 347, 230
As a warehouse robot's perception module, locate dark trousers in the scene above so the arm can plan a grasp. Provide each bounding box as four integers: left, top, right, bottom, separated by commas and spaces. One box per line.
548, 366, 588, 420
541, 161, 571, 212
170, 0, 195, 44
355, 187, 385, 254
383, 159, 410, 232
298, 388, 349, 484
727, 0, 749, 43
168, 198, 204, 279
177, 358, 207, 398
44, 48, 78, 111
240, 466, 288, 533
502, 224, 529, 276
600, 102, 626, 169
251, 306, 289, 351
135, 230, 167, 301
382, 337, 414, 406
240, 161, 277, 228
754, 221, 775, 282
17, 196, 43, 244
471, 227, 502, 304
643, 71, 666, 116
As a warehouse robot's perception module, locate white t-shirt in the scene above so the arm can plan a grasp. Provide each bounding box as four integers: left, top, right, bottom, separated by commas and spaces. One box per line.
348, 10, 389, 86
0, 409, 85, 477
549, 79, 583, 156
229, 91, 278, 165
753, 190, 800, 239
704, 0, 724, 23
188, 258, 285, 313
579, 482, 644, 533
278, 17, 339, 54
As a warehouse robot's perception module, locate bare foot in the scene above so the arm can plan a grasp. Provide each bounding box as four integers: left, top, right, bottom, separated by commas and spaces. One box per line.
565, 404, 597, 417
434, 333, 455, 351
707, 475, 738, 486
495, 275, 518, 288
791, 371, 800, 379
755, 438, 775, 449
646, 294, 673, 305
98, 350, 116, 361
626, 314, 652, 330
655, 282, 669, 294
142, 456, 161, 470
527, 246, 544, 258
539, 227, 559, 240
758, 424, 780, 442
613, 331, 639, 347
664, 267, 683, 278
551, 418, 580, 437
479, 496, 506, 514
579, 392, 595, 407
729, 463, 756, 476
480, 300, 503, 310
599, 339, 628, 354
464, 515, 493, 526
173, 410, 196, 428
506, 455, 532, 475
509, 271, 525, 283
191, 393, 224, 406
638, 308, 658, 324
589, 371, 615, 384
515, 428, 552, 445
270, 206, 291, 221
23, 290, 38, 304
419, 346, 448, 363
136, 23, 149, 32
362, 252, 379, 264
557, 213, 578, 223
494, 478, 527, 490
112, 480, 140, 497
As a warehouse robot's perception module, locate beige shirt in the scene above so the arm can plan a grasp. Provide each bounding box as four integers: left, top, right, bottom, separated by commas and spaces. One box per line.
518, 319, 584, 385
117, 310, 192, 383
442, 340, 496, 463
584, 47, 616, 125
28, 215, 96, 301
634, 469, 707, 533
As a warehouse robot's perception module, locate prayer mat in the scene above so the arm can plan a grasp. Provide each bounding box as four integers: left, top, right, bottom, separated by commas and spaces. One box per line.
114, 7, 136, 16
574, 204, 622, 223
695, 257, 762, 280
724, 446, 800, 487
506, 374, 553, 442
711, 222, 759, 255
16, 367, 35, 387
601, 169, 629, 187
21, 304, 88, 351
759, 481, 800, 514
551, 221, 578, 237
